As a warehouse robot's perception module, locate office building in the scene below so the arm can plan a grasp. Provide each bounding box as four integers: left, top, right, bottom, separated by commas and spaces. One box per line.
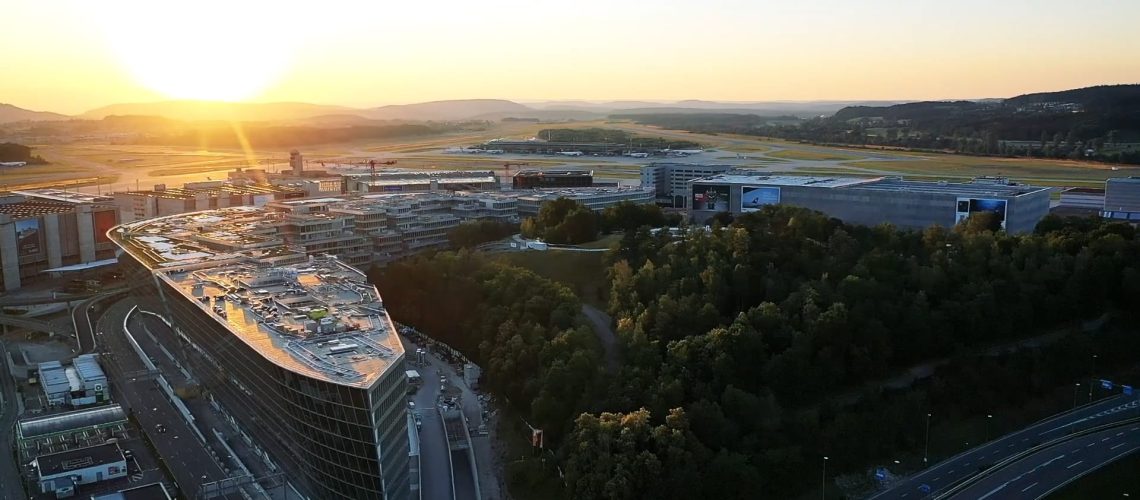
512, 169, 593, 189
640, 163, 737, 207
111, 211, 410, 499
689, 174, 1051, 233
110, 180, 306, 223
1103, 177, 1140, 221
35, 443, 127, 496
342, 170, 499, 194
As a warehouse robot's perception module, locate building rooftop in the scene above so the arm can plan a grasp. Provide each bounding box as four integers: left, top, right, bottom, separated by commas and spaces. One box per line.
693, 174, 1049, 197
514, 169, 593, 177
0, 200, 97, 217
113, 181, 303, 200
514, 186, 654, 201
1107, 177, 1140, 184
92, 483, 173, 500
18, 405, 127, 440
111, 207, 403, 388
10, 189, 115, 204
37, 361, 70, 396
35, 443, 123, 479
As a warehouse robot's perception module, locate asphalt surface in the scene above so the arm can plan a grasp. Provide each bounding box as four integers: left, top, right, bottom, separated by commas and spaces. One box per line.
0, 340, 27, 500
870, 395, 1140, 499
97, 301, 230, 499
949, 423, 1140, 499
412, 363, 455, 500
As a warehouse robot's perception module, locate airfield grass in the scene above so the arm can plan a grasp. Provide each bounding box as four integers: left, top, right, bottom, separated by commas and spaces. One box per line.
767, 149, 862, 161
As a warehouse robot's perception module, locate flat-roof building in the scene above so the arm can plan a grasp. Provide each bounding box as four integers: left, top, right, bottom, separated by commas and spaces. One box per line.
689, 174, 1051, 233
512, 169, 593, 189
110, 180, 306, 223
17, 404, 129, 462
0, 190, 120, 292
1103, 177, 1140, 221
36, 354, 109, 408
342, 170, 499, 194
515, 187, 656, 216
35, 443, 127, 496
111, 210, 410, 499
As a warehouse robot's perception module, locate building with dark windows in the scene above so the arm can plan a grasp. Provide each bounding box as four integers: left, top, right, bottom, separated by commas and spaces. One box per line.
110, 207, 410, 500
640, 163, 737, 207
512, 169, 593, 189
0, 189, 120, 292
689, 174, 1051, 233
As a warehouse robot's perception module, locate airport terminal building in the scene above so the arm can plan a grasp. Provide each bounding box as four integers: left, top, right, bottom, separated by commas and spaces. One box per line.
110, 208, 410, 499
689, 174, 1051, 233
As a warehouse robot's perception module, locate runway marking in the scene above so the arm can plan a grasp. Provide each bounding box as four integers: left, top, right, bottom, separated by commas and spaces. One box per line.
1021, 482, 1037, 492
1066, 460, 1083, 469
1111, 442, 1127, 450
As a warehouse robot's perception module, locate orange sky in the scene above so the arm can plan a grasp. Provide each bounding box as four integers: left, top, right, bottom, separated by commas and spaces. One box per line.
4, 0, 1139, 114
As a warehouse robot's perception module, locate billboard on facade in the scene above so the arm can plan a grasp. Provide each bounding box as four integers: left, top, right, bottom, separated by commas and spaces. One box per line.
955, 197, 1007, 229
692, 184, 730, 211
740, 186, 781, 212
14, 218, 41, 256
93, 210, 117, 244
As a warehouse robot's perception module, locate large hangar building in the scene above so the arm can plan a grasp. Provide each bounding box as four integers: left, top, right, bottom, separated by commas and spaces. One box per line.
689, 174, 1051, 233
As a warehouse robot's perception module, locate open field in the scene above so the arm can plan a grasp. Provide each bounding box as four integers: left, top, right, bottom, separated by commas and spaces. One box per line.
767, 149, 861, 161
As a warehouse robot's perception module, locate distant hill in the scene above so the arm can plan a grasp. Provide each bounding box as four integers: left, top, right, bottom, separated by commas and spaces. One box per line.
79, 100, 357, 122
532, 99, 908, 117
0, 103, 69, 123
360, 99, 533, 121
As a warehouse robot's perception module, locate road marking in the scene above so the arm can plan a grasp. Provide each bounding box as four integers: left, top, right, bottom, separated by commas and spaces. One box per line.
1131, 426, 1139, 431
1066, 460, 1083, 469
1087, 443, 1096, 447
948, 469, 955, 474
1008, 443, 1014, 448
1117, 432, 1124, 437
964, 461, 971, 466
1111, 442, 1127, 450
1022, 438, 1029, 442
1021, 482, 1037, 493
1102, 437, 1112, 442
933, 477, 941, 482
992, 450, 1000, 455
900, 494, 908, 498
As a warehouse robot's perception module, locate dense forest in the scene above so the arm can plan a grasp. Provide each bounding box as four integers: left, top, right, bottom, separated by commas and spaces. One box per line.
0, 142, 46, 164
520, 199, 680, 245
535, 127, 700, 149
375, 207, 1140, 499
616, 85, 1140, 165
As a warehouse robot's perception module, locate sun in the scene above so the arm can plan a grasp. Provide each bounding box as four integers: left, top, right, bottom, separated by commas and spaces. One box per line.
90, 1, 298, 101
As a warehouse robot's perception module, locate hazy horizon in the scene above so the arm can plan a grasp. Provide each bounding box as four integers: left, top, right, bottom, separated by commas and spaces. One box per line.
4, 0, 1140, 114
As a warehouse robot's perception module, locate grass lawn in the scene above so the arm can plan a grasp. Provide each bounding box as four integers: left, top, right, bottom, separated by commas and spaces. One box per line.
494, 249, 609, 308
767, 149, 862, 161
1049, 450, 1140, 499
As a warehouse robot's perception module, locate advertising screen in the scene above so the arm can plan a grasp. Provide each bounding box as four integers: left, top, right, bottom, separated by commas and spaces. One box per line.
14, 219, 41, 256
955, 197, 1007, 229
692, 184, 730, 211
93, 210, 117, 244
741, 186, 781, 212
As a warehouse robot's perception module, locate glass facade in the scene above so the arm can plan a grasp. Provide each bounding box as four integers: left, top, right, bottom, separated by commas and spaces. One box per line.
121, 256, 410, 500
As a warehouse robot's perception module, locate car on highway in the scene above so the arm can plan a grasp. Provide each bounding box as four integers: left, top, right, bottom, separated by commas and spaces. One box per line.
155, 423, 167, 433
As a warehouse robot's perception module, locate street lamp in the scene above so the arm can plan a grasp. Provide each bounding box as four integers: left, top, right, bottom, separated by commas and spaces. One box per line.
986, 414, 993, 441
923, 413, 932, 467
821, 456, 829, 500
1089, 354, 1098, 404
1073, 383, 1081, 409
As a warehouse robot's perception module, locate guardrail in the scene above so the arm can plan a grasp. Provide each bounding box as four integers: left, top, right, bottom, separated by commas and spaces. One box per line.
933, 415, 1140, 499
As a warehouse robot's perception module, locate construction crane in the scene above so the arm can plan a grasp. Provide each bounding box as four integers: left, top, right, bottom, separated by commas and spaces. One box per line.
502, 162, 529, 190
367, 159, 397, 183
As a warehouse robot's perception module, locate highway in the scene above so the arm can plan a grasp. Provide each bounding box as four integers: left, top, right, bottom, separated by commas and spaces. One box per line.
96, 300, 231, 499
870, 395, 1140, 499
948, 422, 1140, 499
0, 340, 27, 500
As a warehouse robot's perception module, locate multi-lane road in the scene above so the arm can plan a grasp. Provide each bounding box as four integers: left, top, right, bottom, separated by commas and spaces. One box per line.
871, 395, 1140, 499
949, 422, 1140, 499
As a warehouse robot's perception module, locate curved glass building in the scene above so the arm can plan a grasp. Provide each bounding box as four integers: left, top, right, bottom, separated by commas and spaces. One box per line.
110, 207, 409, 499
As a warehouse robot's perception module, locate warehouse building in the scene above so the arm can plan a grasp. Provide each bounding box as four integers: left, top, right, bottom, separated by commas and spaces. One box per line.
689, 174, 1051, 233
0, 190, 120, 292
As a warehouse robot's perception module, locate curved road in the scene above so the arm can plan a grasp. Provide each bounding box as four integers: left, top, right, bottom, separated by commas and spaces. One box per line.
870, 395, 1139, 499
948, 422, 1140, 499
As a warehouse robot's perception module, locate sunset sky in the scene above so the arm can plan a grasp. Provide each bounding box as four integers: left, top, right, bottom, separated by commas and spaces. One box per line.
4, 0, 1140, 114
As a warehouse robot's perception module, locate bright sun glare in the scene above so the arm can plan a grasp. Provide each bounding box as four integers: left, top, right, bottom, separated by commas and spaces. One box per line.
90, 1, 299, 101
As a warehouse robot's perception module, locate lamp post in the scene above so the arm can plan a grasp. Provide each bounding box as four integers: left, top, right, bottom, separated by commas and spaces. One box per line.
1089, 354, 1098, 404
1073, 383, 1081, 409
986, 414, 993, 441
923, 413, 932, 467
822, 456, 829, 500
